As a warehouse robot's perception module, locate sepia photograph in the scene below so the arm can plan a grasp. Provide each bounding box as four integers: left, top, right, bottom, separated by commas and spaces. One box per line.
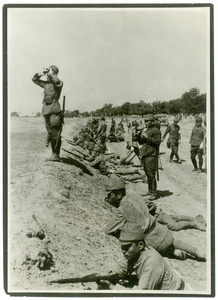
3, 2, 214, 297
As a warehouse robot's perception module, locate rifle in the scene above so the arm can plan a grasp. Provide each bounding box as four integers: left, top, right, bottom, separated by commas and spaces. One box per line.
54, 95, 66, 150
62, 95, 66, 124
156, 155, 159, 182
49, 272, 138, 287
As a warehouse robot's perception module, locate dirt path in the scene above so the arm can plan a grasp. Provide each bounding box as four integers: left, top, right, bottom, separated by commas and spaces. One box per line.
7, 117, 209, 293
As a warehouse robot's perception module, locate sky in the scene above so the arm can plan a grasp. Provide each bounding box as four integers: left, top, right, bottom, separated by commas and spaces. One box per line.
6, 5, 211, 115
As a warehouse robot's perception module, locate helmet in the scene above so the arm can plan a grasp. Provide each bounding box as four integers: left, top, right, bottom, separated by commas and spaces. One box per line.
105, 174, 125, 191
144, 114, 154, 121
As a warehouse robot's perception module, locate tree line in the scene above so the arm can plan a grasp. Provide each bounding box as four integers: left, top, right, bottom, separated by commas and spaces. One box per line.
11, 87, 206, 118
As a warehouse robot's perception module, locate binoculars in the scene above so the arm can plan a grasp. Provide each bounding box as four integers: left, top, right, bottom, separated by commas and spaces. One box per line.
43, 67, 50, 74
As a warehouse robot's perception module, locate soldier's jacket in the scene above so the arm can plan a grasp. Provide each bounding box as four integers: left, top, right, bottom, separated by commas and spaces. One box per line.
32, 73, 63, 116
189, 125, 206, 146
162, 124, 181, 144
139, 125, 161, 158
97, 121, 107, 137
112, 246, 182, 290
105, 191, 170, 251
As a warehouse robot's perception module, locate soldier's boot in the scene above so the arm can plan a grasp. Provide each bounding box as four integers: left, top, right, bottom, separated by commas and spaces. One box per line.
191, 158, 198, 171
142, 179, 152, 196
193, 249, 206, 261
46, 134, 51, 147
53, 137, 61, 161
175, 153, 181, 163
170, 152, 174, 162
148, 178, 158, 201
199, 159, 203, 171
45, 139, 60, 162
186, 221, 206, 231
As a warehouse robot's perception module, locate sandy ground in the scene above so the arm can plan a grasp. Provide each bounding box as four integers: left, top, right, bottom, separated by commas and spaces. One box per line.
7, 116, 210, 295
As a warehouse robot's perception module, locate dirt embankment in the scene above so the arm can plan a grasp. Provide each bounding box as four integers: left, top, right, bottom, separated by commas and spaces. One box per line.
8, 117, 209, 293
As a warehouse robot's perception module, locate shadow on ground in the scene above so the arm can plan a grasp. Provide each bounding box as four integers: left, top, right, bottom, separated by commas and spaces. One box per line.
157, 190, 173, 198
60, 155, 94, 176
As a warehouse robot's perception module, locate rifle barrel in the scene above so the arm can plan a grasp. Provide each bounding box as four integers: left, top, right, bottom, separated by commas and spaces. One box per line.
50, 273, 138, 285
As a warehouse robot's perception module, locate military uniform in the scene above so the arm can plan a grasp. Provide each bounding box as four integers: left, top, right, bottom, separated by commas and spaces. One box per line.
97, 118, 107, 152
139, 124, 161, 198
105, 191, 173, 253
109, 223, 185, 290
113, 247, 183, 290
189, 119, 206, 170
162, 123, 181, 162
32, 66, 63, 160
105, 184, 206, 261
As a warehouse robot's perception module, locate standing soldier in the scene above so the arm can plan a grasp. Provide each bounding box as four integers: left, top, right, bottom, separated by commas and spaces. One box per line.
162, 117, 182, 164
109, 117, 116, 134
189, 116, 206, 172
202, 116, 207, 173
97, 116, 108, 153
138, 114, 161, 200
32, 65, 63, 161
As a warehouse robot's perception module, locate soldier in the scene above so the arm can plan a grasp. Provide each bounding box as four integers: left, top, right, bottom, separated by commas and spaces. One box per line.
104, 174, 206, 261
109, 117, 116, 134
145, 200, 206, 231
202, 116, 207, 173
162, 117, 182, 164
189, 116, 206, 172
97, 116, 108, 153
104, 223, 188, 290
32, 65, 63, 161
138, 114, 161, 200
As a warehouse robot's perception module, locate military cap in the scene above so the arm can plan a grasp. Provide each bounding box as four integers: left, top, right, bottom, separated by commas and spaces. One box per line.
144, 114, 155, 121
119, 223, 145, 245
173, 117, 179, 122
49, 65, 59, 74
196, 116, 202, 122
105, 174, 125, 191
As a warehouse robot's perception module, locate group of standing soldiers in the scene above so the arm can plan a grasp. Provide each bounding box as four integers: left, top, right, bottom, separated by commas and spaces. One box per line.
126, 113, 207, 201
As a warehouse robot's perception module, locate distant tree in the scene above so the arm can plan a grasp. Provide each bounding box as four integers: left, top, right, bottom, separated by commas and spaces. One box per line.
36, 112, 41, 117
180, 87, 201, 115
166, 99, 181, 116
11, 112, 19, 117
69, 110, 80, 118
81, 111, 90, 117
121, 102, 131, 115
102, 103, 113, 116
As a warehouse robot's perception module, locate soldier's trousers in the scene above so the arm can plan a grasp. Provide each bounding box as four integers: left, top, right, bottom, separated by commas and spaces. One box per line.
43, 113, 63, 157
170, 143, 180, 161
156, 212, 197, 231
142, 156, 157, 193
190, 145, 203, 169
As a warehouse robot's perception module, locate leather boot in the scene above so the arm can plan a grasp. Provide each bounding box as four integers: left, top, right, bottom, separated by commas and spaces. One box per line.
54, 136, 61, 158
148, 178, 158, 200
45, 139, 60, 162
